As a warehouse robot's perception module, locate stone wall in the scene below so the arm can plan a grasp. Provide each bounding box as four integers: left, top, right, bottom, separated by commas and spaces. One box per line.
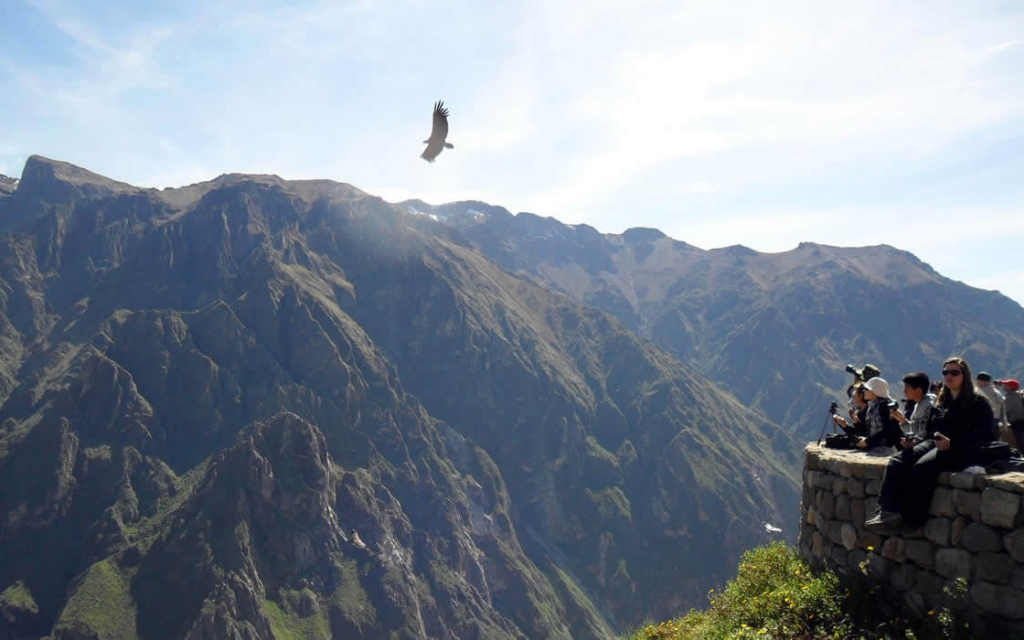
799, 443, 1024, 634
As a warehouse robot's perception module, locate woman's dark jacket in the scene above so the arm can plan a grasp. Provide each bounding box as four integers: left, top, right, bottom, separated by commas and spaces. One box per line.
934, 392, 996, 457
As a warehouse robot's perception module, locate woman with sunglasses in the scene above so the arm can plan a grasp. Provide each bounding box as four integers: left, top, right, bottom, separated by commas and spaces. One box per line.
866, 357, 995, 530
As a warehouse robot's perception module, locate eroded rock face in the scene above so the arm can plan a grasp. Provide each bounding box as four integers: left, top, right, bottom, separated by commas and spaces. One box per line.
0, 157, 802, 638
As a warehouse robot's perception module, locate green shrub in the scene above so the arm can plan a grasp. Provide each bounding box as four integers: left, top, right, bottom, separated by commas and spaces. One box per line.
630, 541, 851, 639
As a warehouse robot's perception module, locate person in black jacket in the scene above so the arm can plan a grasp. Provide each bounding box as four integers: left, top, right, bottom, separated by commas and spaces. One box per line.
866, 357, 995, 529
831, 377, 901, 452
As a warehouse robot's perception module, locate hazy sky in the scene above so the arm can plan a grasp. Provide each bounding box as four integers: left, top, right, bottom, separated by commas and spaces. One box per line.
2, 1, 1023, 305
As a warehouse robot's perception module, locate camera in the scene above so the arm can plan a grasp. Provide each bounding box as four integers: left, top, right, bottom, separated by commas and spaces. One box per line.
829, 400, 839, 414
845, 364, 858, 375
887, 400, 899, 411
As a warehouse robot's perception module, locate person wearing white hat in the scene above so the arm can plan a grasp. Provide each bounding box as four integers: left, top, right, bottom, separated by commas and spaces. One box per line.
832, 376, 902, 453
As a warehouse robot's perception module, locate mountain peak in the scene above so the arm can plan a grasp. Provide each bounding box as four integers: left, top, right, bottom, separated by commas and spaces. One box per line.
20, 155, 140, 197
621, 227, 666, 242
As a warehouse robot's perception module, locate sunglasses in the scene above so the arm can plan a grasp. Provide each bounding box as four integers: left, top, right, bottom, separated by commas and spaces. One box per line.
942, 369, 963, 377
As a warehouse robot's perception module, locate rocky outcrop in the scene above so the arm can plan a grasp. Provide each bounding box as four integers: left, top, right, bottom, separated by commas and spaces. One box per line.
799, 444, 1024, 636
0, 156, 804, 638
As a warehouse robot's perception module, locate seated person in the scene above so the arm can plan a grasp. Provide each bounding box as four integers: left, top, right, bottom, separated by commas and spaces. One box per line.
843, 383, 869, 436
997, 379, 1024, 448
892, 371, 940, 445
866, 357, 994, 529
831, 377, 901, 453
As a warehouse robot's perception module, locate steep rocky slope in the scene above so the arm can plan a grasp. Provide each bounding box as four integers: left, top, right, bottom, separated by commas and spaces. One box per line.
417, 201, 1024, 438
0, 157, 799, 638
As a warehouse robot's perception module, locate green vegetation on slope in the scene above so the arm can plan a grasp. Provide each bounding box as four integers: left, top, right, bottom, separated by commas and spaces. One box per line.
53, 558, 137, 638
625, 542, 973, 640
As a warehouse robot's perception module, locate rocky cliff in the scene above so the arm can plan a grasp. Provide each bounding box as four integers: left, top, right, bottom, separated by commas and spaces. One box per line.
414, 201, 1024, 440
0, 156, 799, 638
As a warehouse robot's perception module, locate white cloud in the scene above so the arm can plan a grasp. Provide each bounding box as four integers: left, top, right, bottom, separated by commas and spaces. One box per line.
3, 0, 1022, 304
685, 182, 716, 194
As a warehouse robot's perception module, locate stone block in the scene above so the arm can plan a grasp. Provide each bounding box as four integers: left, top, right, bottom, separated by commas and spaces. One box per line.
830, 545, 848, 568
924, 517, 952, 547
859, 530, 883, 553
865, 496, 879, 519
841, 523, 858, 550
952, 516, 968, 547
935, 548, 973, 580
986, 473, 1024, 492
903, 590, 927, 616
953, 488, 981, 521
929, 487, 956, 517
848, 549, 868, 572
851, 499, 866, 526
971, 582, 1024, 619
815, 491, 836, 520
865, 553, 891, 579
814, 472, 835, 490
838, 460, 853, 478
812, 531, 824, 558
835, 494, 851, 521
1004, 528, 1024, 563
815, 511, 829, 535
828, 521, 845, 546
800, 524, 816, 548
916, 570, 947, 601
823, 456, 840, 474
980, 487, 1022, 529
833, 477, 847, 495
806, 506, 817, 527
863, 463, 886, 480
866, 480, 882, 496
890, 562, 917, 591
962, 522, 1004, 553
975, 552, 1014, 585
1014, 566, 1024, 590
847, 478, 865, 498
949, 472, 985, 490
906, 539, 935, 569
805, 447, 822, 470
882, 536, 907, 563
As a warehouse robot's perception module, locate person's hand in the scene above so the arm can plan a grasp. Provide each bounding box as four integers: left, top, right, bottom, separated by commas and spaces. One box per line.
833, 415, 847, 428
893, 409, 907, 424
934, 433, 951, 451
856, 438, 868, 449
900, 437, 914, 449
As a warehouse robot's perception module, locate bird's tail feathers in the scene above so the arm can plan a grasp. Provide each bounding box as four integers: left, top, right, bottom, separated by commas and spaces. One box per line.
444, 142, 454, 149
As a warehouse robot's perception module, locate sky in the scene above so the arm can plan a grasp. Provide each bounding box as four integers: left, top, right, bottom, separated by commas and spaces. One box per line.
2, 0, 1023, 305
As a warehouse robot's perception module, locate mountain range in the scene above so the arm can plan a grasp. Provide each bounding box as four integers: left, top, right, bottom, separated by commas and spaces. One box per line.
0, 157, 802, 639
402, 199, 1024, 439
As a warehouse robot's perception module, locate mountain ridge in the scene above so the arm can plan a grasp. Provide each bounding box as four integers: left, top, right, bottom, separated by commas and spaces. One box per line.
0, 155, 800, 638
405, 198, 1024, 439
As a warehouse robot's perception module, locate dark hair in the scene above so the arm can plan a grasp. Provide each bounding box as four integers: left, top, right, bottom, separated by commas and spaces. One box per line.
937, 357, 975, 409
902, 372, 930, 392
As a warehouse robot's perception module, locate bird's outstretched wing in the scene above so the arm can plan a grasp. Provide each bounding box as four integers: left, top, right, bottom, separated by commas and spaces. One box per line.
430, 100, 449, 142
421, 100, 452, 162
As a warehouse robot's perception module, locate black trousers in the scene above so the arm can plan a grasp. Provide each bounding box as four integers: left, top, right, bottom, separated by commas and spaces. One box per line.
877, 440, 961, 527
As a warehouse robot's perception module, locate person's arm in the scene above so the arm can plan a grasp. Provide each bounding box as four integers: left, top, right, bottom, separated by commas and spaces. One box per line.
864, 406, 902, 448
